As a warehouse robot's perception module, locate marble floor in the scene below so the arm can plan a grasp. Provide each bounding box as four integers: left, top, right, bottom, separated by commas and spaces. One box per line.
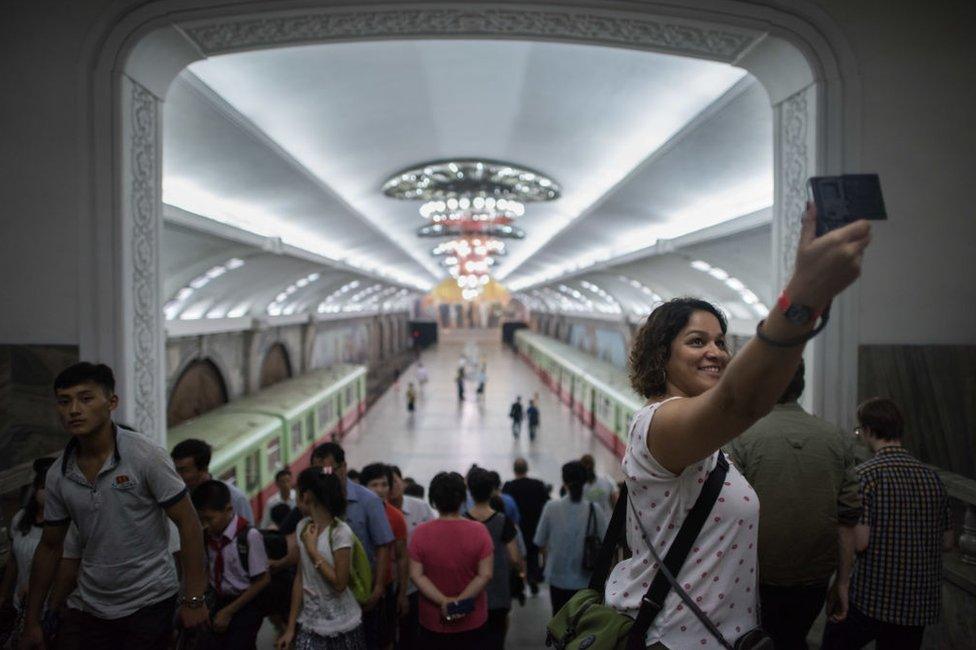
258, 327, 624, 649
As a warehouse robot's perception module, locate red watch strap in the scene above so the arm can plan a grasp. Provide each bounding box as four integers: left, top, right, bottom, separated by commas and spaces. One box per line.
776, 291, 823, 320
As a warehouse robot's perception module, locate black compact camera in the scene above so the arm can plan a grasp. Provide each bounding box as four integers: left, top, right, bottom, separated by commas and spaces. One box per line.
808, 174, 887, 236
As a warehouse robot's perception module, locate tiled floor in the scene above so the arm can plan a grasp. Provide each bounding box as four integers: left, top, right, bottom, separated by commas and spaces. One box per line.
258, 327, 624, 648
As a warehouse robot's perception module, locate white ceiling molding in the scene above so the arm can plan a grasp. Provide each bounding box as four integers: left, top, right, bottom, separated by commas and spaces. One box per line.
163, 204, 421, 290
497, 75, 761, 282
509, 207, 771, 291
180, 7, 761, 62
175, 72, 443, 282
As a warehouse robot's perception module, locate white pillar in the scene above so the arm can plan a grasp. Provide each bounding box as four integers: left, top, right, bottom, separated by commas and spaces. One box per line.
118, 75, 167, 443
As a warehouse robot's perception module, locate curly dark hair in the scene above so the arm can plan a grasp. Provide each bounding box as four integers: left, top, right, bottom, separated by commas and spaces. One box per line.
628, 298, 727, 398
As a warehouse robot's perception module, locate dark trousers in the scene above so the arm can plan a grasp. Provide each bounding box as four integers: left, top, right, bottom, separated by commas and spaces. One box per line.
363, 600, 382, 649
208, 596, 264, 649
524, 540, 542, 591
396, 591, 420, 650
511, 420, 521, 437
418, 623, 488, 650
549, 586, 578, 617
758, 582, 827, 650
485, 608, 509, 649
822, 603, 925, 650
74, 595, 176, 649
528, 424, 538, 440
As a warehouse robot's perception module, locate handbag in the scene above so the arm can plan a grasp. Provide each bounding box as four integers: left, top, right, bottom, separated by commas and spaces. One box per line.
625, 453, 774, 650
547, 452, 734, 650
581, 502, 602, 571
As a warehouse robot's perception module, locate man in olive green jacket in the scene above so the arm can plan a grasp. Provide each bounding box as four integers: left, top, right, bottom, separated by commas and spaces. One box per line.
726, 361, 862, 650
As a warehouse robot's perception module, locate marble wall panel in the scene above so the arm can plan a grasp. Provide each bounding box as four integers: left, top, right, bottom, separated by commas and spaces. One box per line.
859, 345, 976, 479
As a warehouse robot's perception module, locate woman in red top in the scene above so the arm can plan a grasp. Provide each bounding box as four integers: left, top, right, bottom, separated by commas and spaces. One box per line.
408, 472, 493, 650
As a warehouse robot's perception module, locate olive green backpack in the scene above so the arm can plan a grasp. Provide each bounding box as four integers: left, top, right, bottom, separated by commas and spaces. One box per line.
322, 520, 373, 605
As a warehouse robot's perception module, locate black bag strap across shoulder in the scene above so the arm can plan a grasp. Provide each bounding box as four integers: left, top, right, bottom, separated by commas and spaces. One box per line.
586, 453, 730, 650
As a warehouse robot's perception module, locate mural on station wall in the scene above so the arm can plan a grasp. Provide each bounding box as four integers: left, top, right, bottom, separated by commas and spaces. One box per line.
311, 322, 371, 368
568, 322, 628, 370
0, 345, 78, 483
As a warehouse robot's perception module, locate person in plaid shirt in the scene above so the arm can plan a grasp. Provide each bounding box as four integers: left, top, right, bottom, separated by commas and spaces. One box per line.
822, 397, 954, 650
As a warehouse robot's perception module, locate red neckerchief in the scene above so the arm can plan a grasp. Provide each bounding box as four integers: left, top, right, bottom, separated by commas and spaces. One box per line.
207, 516, 248, 597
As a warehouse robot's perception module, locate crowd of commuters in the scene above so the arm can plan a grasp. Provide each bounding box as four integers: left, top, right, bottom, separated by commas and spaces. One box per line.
0, 206, 958, 650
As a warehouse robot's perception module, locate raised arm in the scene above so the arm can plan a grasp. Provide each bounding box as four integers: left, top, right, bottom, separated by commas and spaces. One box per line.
648, 206, 871, 473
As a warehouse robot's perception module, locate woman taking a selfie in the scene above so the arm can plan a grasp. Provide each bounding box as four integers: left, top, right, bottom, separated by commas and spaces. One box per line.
408, 472, 493, 650
606, 205, 871, 649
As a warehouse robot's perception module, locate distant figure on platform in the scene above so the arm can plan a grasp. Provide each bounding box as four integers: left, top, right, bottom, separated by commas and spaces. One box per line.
415, 362, 428, 388
261, 468, 297, 528
579, 454, 617, 515
526, 400, 540, 441
509, 397, 523, 439
406, 383, 417, 413
456, 368, 466, 402
502, 458, 550, 595
476, 364, 487, 399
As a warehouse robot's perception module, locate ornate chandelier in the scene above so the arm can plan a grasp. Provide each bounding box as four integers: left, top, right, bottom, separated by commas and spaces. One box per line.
383, 159, 560, 299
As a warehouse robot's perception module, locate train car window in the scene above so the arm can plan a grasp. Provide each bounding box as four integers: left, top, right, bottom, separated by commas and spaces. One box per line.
267, 437, 282, 473
291, 421, 303, 455
345, 385, 354, 407
219, 467, 237, 487
245, 451, 260, 492
306, 412, 315, 443
318, 401, 334, 435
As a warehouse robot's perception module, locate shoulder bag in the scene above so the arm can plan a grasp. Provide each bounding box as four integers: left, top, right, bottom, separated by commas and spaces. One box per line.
581, 502, 602, 571
547, 453, 769, 650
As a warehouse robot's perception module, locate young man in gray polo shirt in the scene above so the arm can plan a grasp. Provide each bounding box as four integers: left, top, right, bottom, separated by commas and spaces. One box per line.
21, 363, 209, 649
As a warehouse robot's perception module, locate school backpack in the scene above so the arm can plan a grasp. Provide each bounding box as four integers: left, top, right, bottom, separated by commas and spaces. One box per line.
324, 520, 373, 605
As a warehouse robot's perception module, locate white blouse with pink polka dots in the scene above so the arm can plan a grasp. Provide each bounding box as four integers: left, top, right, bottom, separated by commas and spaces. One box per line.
605, 398, 760, 648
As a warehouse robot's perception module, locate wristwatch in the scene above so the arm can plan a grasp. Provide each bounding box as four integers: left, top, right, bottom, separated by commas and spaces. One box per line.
179, 594, 207, 609
776, 291, 821, 325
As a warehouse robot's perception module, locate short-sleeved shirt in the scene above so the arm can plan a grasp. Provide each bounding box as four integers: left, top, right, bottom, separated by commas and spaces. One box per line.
383, 501, 408, 585
606, 399, 760, 648
44, 427, 187, 619
850, 446, 950, 625
344, 479, 395, 568
725, 402, 862, 585
9, 511, 42, 603
408, 518, 493, 633
204, 515, 269, 596
397, 496, 434, 595
533, 496, 608, 590
465, 510, 517, 609
583, 475, 617, 514
297, 518, 362, 635
226, 481, 255, 524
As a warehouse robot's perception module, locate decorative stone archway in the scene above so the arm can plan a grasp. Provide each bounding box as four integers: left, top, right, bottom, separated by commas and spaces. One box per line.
90, 1, 860, 443
166, 358, 229, 427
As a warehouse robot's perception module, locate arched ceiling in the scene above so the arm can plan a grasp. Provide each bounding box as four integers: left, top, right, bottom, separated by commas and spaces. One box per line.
161, 38, 773, 330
